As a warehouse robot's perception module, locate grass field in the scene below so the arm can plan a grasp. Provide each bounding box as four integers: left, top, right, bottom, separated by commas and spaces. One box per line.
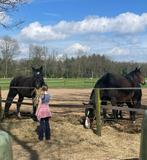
0, 78, 146, 90
0, 78, 97, 89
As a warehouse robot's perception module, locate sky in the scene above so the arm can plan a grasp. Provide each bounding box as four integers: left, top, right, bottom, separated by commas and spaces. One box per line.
1, 0, 147, 62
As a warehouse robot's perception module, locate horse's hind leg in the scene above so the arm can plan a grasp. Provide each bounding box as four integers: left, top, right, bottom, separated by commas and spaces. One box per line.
101, 101, 107, 120
118, 110, 123, 119
130, 111, 136, 122
4, 89, 17, 117
112, 109, 118, 119
17, 95, 24, 118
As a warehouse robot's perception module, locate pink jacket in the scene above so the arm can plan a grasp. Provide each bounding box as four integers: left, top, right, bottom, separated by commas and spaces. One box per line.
35, 95, 52, 121
35, 103, 52, 121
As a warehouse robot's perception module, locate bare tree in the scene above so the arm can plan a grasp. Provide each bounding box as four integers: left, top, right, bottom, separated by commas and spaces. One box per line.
29, 44, 47, 71
0, 35, 19, 77
0, 0, 27, 28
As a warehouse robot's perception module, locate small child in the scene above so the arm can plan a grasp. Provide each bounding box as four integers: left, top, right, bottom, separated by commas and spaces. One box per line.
35, 85, 52, 141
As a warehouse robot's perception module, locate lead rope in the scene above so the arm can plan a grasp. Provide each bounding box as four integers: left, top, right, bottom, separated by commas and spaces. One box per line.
34, 88, 42, 106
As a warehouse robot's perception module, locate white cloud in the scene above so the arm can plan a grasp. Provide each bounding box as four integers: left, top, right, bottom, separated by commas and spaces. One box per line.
20, 22, 67, 41
18, 12, 147, 62
65, 43, 90, 55
106, 47, 131, 56
101, 46, 147, 62
108, 12, 147, 34
20, 12, 147, 42
54, 12, 147, 34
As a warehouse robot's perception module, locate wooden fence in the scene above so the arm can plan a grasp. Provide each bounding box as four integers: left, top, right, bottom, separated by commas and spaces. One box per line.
0, 87, 146, 132
0, 87, 147, 159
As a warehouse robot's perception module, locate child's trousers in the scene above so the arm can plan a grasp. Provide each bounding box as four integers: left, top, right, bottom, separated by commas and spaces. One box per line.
38, 117, 50, 140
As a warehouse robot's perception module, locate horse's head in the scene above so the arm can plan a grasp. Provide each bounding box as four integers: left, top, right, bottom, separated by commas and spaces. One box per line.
133, 67, 145, 85
32, 66, 46, 89
32, 66, 43, 78
128, 68, 145, 85
85, 107, 95, 119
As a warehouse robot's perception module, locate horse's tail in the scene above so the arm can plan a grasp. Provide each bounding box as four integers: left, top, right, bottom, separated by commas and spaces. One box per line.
5, 78, 18, 100
4, 78, 18, 116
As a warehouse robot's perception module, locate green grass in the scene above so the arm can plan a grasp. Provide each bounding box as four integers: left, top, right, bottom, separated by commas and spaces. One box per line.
0, 78, 147, 90
0, 78, 97, 90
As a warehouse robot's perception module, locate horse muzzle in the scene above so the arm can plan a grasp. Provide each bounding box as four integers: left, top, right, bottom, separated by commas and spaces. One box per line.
141, 80, 146, 85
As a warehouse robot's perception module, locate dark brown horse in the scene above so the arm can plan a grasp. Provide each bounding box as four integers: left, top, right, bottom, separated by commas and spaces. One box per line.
86, 67, 145, 126
4, 66, 46, 119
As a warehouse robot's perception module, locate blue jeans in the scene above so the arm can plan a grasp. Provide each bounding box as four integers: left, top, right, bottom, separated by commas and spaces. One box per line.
38, 117, 50, 140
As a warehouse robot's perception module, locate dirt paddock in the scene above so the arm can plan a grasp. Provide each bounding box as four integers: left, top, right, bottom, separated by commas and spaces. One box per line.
1, 88, 147, 160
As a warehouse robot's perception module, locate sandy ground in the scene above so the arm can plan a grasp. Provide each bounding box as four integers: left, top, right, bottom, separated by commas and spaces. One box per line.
1, 88, 147, 160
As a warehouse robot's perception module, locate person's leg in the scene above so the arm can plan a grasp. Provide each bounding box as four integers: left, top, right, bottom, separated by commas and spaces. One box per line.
38, 118, 44, 140
44, 117, 50, 140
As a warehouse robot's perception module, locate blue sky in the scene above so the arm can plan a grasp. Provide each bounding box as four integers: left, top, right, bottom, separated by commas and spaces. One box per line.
1, 0, 147, 62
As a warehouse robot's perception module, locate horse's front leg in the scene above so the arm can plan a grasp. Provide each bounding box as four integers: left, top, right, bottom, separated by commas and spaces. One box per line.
17, 95, 24, 118
32, 98, 38, 121
126, 101, 136, 123
32, 100, 37, 115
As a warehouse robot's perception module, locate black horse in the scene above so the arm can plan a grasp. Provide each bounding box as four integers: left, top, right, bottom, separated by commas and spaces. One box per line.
4, 66, 46, 119
86, 67, 145, 126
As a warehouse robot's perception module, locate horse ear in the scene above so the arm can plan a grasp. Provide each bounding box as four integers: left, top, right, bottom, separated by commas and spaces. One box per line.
32, 67, 35, 72
40, 66, 43, 70
137, 66, 141, 71
138, 66, 141, 70
135, 67, 140, 71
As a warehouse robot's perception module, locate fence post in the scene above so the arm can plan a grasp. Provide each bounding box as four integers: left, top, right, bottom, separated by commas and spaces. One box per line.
95, 88, 101, 136
140, 110, 147, 159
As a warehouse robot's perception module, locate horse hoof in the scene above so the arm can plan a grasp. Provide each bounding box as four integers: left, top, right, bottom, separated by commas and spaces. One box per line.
17, 113, 22, 119
132, 120, 136, 124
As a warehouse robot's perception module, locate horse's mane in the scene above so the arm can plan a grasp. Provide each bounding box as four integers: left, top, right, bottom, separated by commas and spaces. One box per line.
125, 70, 135, 80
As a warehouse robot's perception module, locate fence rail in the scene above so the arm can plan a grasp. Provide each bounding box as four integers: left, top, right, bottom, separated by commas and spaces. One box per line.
1, 99, 84, 108
0, 87, 147, 126
101, 105, 145, 113
96, 87, 142, 90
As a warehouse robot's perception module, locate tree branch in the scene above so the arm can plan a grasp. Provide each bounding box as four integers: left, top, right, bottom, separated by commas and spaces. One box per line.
0, 0, 27, 28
